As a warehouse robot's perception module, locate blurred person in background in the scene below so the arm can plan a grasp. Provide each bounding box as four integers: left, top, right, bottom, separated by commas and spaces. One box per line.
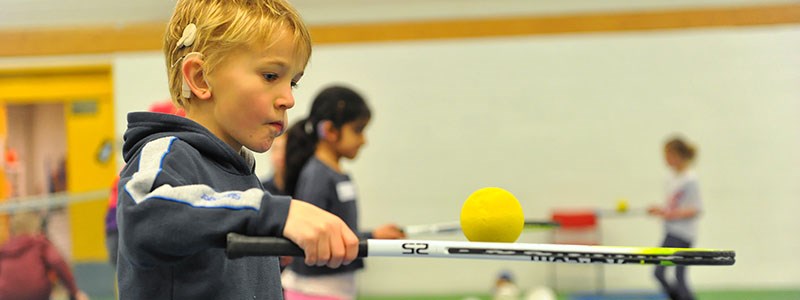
648, 136, 702, 300
0, 211, 89, 300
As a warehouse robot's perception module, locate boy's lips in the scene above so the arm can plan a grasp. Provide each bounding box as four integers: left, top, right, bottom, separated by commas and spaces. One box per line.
270, 121, 284, 133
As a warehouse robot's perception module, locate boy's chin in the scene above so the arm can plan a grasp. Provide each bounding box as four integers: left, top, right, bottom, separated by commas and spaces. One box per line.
245, 139, 274, 153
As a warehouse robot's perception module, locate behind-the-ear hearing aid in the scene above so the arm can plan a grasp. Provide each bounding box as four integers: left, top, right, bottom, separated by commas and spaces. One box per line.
181, 76, 193, 99
316, 122, 326, 139
180, 68, 211, 99
180, 52, 205, 99
176, 23, 202, 100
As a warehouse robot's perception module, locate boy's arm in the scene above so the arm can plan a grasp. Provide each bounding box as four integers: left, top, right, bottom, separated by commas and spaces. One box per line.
288, 177, 359, 266
118, 137, 291, 267
119, 137, 357, 268
282, 200, 359, 267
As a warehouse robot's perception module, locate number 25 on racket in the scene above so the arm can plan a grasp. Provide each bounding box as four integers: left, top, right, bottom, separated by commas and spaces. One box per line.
226, 233, 735, 266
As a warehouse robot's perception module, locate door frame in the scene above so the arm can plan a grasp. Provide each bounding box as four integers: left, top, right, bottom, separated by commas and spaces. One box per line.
0, 65, 115, 262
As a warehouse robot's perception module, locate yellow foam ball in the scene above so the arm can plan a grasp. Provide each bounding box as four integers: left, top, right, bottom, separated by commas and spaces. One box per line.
460, 187, 524, 243
616, 198, 629, 213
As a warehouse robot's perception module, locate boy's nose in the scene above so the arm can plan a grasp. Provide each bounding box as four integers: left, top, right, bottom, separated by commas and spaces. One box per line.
276, 89, 295, 110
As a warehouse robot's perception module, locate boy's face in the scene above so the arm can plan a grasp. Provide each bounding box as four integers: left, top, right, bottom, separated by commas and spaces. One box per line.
203, 30, 305, 153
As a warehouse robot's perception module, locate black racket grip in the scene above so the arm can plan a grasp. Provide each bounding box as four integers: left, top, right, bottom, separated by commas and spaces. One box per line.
226, 233, 368, 259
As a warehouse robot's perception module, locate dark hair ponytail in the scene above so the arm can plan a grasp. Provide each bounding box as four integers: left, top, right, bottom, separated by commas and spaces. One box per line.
284, 85, 372, 196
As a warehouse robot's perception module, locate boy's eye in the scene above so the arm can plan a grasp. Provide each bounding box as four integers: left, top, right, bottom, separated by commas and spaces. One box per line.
262, 73, 279, 81
291, 81, 300, 89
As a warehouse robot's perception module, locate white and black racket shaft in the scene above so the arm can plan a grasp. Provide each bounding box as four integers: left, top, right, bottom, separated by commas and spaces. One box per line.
445, 247, 734, 265
226, 233, 734, 266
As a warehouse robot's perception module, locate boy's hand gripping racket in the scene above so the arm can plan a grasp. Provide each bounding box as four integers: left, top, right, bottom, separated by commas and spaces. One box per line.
226, 233, 735, 266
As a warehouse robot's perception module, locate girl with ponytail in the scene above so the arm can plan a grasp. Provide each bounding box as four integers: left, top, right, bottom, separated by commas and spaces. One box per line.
648, 136, 703, 300
281, 85, 405, 300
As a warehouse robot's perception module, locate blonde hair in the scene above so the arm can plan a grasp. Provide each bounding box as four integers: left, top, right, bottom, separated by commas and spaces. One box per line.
10, 212, 43, 236
164, 0, 312, 108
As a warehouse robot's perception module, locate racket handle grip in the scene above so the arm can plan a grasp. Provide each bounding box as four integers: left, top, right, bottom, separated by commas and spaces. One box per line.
226, 233, 368, 259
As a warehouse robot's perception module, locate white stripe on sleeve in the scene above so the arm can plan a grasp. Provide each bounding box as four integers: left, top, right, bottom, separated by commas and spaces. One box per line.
124, 136, 263, 211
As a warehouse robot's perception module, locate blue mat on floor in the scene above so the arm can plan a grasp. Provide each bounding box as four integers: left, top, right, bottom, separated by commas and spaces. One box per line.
569, 291, 666, 300
74, 262, 115, 297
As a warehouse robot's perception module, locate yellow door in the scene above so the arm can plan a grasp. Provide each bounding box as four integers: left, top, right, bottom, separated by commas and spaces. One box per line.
0, 65, 115, 262
0, 104, 7, 244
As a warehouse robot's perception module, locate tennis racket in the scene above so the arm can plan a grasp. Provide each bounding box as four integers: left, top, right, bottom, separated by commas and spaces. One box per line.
402, 220, 559, 235
226, 233, 734, 266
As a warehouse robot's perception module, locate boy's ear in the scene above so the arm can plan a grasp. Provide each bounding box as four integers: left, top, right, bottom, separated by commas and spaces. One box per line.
181, 55, 212, 100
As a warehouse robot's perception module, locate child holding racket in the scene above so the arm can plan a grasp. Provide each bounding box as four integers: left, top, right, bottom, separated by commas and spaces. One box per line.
116, 1, 359, 299
648, 136, 702, 300
281, 85, 405, 300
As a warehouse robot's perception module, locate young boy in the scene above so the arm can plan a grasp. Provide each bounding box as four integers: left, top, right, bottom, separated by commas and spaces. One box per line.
117, 1, 359, 299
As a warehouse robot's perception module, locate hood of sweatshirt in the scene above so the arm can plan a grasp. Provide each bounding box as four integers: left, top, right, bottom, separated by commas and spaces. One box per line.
0, 235, 44, 258
122, 112, 255, 175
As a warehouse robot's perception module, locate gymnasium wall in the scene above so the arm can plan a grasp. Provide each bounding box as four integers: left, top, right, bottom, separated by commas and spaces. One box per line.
1, 3, 797, 294
314, 25, 800, 294
107, 24, 800, 294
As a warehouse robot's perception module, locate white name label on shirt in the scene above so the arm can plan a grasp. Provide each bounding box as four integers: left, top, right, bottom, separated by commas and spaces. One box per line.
336, 181, 357, 202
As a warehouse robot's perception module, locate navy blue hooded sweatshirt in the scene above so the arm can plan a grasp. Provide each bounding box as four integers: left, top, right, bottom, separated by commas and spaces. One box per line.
116, 112, 291, 299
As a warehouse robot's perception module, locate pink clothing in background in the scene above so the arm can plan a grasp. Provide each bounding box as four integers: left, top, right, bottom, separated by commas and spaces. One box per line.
0, 235, 79, 300
284, 289, 344, 300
